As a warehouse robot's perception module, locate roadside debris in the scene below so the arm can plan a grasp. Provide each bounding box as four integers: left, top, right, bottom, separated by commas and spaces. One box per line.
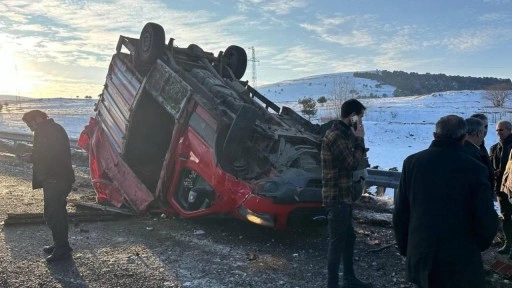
2, 211, 132, 226
70, 200, 136, 216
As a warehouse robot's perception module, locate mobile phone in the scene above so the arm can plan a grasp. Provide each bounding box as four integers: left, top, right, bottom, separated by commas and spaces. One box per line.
351, 115, 359, 130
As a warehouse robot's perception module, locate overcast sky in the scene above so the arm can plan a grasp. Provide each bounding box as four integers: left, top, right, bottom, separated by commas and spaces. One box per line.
0, 0, 511, 98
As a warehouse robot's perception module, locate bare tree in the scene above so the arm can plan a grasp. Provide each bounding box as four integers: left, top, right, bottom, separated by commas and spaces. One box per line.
330, 76, 357, 118
484, 84, 512, 107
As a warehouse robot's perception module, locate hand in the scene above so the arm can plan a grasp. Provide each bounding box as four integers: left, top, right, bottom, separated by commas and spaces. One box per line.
351, 123, 365, 138
21, 153, 32, 163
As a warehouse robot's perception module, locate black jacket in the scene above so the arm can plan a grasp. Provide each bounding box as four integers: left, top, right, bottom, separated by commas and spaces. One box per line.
393, 139, 498, 287
490, 134, 512, 193
479, 141, 494, 193
32, 118, 75, 189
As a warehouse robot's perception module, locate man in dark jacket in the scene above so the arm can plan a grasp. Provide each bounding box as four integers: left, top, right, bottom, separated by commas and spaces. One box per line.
464, 118, 490, 185
22, 110, 75, 262
490, 120, 512, 256
470, 113, 494, 188
393, 115, 498, 288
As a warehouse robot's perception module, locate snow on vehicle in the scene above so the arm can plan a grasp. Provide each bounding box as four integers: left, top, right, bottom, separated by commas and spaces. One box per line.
78, 22, 327, 229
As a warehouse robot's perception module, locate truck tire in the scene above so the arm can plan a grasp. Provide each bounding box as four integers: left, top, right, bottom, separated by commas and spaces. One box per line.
223, 45, 247, 80
135, 22, 165, 67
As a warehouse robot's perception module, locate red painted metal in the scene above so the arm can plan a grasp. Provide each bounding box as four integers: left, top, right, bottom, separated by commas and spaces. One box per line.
490, 260, 512, 279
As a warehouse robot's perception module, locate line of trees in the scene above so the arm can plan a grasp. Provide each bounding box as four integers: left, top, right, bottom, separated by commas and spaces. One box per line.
354, 70, 512, 97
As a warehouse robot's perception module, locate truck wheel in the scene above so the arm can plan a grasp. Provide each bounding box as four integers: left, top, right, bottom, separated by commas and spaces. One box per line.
223, 45, 247, 80
135, 22, 165, 66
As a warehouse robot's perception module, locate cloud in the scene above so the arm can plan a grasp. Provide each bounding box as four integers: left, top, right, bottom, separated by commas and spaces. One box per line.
237, 0, 309, 15
478, 12, 512, 22
300, 14, 379, 48
1, 0, 253, 96
442, 29, 492, 51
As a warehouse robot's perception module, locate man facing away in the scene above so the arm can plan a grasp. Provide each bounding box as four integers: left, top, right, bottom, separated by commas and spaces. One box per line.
463, 118, 490, 182
470, 113, 494, 189
490, 120, 512, 257
393, 115, 498, 288
22, 110, 75, 262
321, 99, 372, 288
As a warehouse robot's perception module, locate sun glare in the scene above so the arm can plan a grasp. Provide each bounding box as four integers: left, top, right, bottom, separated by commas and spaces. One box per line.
0, 50, 18, 95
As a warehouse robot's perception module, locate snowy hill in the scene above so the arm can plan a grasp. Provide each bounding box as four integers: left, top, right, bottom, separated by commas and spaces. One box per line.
258, 72, 395, 103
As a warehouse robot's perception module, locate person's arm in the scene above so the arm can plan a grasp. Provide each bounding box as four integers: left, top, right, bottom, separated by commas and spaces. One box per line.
393, 160, 410, 257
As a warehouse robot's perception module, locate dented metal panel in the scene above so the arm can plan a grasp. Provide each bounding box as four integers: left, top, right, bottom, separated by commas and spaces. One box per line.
144, 60, 192, 117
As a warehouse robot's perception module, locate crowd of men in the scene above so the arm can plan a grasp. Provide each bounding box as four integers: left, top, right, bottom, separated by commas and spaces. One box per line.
321, 100, 511, 288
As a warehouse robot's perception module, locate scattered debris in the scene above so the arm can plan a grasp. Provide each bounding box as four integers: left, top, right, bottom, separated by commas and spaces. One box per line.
368, 242, 397, 253
69, 200, 136, 216
353, 210, 392, 227
2, 211, 132, 226
491, 260, 512, 279
247, 253, 258, 261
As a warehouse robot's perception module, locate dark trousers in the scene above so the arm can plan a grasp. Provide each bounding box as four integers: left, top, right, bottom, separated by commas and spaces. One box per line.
498, 191, 512, 218
327, 202, 356, 288
43, 181, 71, 248
498, 192, 512, 252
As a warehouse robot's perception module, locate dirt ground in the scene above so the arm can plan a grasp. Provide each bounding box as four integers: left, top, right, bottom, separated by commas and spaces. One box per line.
0, 146, 511, 287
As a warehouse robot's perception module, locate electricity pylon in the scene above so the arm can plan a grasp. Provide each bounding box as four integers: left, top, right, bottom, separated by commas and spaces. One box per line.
248, 46, 259, 88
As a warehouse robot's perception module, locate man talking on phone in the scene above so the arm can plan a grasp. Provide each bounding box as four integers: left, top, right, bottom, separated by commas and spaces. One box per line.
321, 99, 372, 288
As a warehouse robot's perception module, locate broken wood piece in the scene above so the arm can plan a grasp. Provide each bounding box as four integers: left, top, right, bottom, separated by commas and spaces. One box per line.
2, 211, 133, 226
70, 200, 136, 215
368, 242, 397, 253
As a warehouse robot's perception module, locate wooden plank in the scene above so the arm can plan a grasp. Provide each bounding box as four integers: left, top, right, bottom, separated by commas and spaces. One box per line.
2, 211, 132, 226
69, 200, 136, 215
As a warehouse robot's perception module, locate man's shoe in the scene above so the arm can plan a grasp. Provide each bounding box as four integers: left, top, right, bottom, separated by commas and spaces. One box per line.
498, 243, 511, 255
42, 245, 55, 254
46, 246, 72, 262
342, 276, 373, 288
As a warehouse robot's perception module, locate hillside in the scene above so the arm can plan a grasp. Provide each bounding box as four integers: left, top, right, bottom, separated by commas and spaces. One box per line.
0, 95, 31, 102
258, 71, 511, 103
258, 72, 395, 103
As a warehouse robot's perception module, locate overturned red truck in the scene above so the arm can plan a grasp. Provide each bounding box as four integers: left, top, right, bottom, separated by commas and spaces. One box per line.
78, 23, 387, 229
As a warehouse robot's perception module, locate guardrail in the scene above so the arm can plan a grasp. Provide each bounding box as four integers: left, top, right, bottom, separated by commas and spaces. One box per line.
366, 168, 401, 189
0, 130, 79, 147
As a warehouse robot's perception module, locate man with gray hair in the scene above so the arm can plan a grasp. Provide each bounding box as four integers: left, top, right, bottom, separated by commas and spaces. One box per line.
464, 117, 487, 166
490, 120, 512, 257
393, 115, 498, 288
470, 113, 494, 197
